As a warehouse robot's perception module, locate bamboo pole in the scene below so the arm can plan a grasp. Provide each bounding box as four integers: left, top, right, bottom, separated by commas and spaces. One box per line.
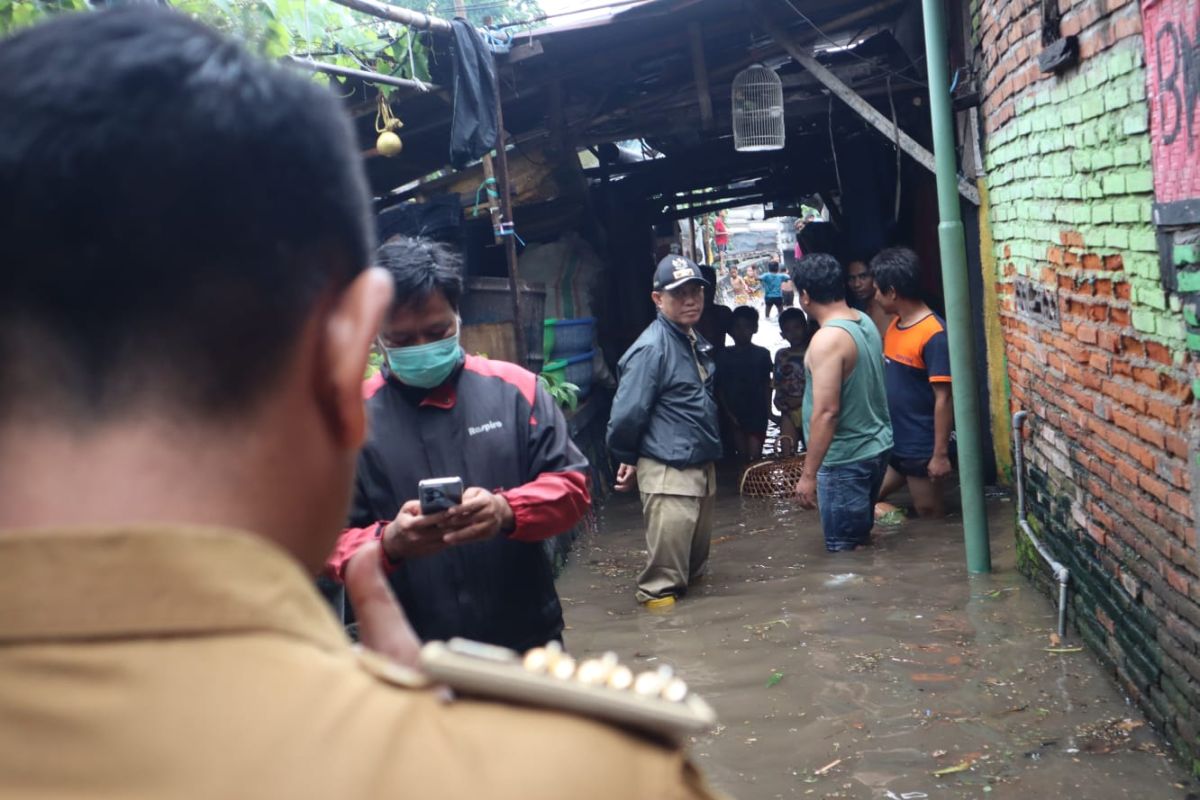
492, 94, 526, 369
329, 0, 453, 34
285, 57, 437, 92
464, 0, 525, 366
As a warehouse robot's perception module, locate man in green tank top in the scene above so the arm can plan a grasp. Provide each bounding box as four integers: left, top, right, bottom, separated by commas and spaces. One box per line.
791, 254, 893, 551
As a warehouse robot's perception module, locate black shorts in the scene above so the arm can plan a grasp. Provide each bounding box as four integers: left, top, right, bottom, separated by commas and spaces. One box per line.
765, 297, 783, 314
781, 291, 794, 306
889, 453, 957, 478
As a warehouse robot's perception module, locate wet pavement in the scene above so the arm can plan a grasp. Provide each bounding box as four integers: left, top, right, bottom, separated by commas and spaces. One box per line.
559, 485, 1191, 798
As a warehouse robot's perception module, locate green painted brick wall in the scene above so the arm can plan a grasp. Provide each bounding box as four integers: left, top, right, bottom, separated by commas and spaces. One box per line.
978, 7, 1200, 770
985, 60, 1170, 326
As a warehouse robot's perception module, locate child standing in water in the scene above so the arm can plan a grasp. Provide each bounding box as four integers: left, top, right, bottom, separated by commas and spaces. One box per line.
715, 306, 773, 460
773, 307, 819, 456
760, 261, 786, 320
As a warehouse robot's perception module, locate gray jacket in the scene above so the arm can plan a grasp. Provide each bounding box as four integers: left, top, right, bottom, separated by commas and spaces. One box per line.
607, 314, 723, 469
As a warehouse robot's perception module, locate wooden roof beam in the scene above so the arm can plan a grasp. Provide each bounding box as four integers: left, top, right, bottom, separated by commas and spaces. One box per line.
659, 194, 770, 219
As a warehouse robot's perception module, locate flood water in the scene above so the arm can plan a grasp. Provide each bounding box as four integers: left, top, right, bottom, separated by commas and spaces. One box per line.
558, 491, 1190, 799
559, 314, 1187, 799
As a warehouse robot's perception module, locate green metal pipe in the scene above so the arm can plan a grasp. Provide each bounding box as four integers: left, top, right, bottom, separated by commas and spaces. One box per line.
920, 0, 992, 573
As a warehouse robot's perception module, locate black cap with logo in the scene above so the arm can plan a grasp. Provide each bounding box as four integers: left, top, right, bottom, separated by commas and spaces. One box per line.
653, 255, 709, 292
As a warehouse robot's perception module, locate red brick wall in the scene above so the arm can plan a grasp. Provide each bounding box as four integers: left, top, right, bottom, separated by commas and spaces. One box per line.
978, 0, 1200, 767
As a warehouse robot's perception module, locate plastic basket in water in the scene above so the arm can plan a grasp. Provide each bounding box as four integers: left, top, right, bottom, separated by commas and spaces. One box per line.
739, 439, 805, 497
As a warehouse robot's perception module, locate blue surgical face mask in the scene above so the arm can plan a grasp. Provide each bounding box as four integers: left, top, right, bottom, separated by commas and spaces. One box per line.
381, 321, 463, 389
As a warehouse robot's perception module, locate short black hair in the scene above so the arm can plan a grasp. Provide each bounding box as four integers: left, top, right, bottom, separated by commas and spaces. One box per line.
871, 247, 923, 299
731, 306, 758, 325
0, 8, 372, 422
778, 308, 806, 328
791, 253, 846, 304
768, 261, 780, 273
376, 237, 464, 311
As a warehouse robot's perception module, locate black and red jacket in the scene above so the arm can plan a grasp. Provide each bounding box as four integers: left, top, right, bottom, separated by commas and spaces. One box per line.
326, 355, 590, 651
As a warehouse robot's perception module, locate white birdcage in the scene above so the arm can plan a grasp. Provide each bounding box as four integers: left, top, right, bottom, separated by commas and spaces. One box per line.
731, 63, 785, 151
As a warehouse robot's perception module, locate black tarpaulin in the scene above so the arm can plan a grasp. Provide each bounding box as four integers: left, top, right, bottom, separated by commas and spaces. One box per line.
449, 19, 499, 169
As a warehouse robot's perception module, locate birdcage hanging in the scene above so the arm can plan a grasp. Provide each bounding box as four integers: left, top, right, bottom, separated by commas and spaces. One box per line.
731, 63, 785, 152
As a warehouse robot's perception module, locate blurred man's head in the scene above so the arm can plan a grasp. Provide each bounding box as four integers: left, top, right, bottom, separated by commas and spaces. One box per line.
768, 261, 781, 274
0, 9, 391, 569
729, 306, 758, 345
791, 253, 847, 315
870, 247, 923, 314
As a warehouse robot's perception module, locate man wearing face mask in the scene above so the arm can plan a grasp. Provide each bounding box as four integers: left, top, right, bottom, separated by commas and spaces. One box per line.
326, 237, 590, 652
607, 256, 722, 609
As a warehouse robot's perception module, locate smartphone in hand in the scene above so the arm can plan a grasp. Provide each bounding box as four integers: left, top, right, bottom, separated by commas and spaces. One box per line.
418, 477, 464, 516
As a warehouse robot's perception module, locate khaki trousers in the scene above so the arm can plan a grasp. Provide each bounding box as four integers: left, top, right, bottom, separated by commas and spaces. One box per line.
635, 459, 716, 603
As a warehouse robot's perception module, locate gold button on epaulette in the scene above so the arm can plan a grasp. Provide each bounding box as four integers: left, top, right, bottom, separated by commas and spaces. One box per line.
354, 645, 430, 689
420, 638, 716, 742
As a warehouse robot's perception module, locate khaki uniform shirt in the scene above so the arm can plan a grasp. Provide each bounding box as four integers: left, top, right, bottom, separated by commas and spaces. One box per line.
0, 526, 721, 800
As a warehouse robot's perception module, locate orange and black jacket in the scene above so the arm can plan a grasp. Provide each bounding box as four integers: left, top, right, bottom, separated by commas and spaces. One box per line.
326, 355, 591, 651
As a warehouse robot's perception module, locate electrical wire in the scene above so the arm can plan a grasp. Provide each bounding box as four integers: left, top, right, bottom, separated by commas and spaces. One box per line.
827, 95, 842, 198
887, 75, 901, 221
781, 0, 927, 89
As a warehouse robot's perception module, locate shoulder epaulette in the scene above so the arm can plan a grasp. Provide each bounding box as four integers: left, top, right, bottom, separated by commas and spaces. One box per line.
420, 639, 717, 742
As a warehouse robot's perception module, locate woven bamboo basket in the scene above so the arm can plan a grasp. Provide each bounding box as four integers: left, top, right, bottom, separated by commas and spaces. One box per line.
739, 438, 806, 497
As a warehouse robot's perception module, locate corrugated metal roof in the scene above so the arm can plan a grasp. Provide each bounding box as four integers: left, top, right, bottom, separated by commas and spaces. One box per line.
365, 0, 922, 204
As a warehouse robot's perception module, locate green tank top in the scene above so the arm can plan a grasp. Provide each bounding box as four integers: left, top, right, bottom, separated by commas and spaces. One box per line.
802, 312, 893, 467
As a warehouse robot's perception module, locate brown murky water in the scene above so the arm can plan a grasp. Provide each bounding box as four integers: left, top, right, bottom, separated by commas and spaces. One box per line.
558, 485, 1191, 799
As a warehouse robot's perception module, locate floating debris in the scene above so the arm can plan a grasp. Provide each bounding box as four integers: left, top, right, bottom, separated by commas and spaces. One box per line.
932, 760, 973, 776
1076, 717, 1154, 754
813, 758, 843, 776
744, 618, 790, 638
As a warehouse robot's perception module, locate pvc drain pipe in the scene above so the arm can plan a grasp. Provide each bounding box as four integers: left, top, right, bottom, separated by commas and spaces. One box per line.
1013, 410, 1070, 637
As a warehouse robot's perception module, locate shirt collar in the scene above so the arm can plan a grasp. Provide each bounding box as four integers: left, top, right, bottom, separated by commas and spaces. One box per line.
384, 359, 464, 410
658, 314, 712, 356
657, 312, 693, 340
0, 525, 348, 651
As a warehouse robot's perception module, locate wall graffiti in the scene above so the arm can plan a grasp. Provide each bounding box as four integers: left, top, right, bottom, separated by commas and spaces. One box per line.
1143, 0, 1200, 206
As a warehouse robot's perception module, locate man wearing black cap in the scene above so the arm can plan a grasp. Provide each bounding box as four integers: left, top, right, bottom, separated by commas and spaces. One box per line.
607, 256, 723, 609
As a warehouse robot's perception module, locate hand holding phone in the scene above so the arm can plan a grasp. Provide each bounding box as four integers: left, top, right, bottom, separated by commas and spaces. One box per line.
418, 477, 464, 516
438, 486, 515, 546
383, 480, 513, 560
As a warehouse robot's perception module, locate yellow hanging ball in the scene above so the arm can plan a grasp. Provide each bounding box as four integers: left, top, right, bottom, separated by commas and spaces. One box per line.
376, 130, 403, 157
